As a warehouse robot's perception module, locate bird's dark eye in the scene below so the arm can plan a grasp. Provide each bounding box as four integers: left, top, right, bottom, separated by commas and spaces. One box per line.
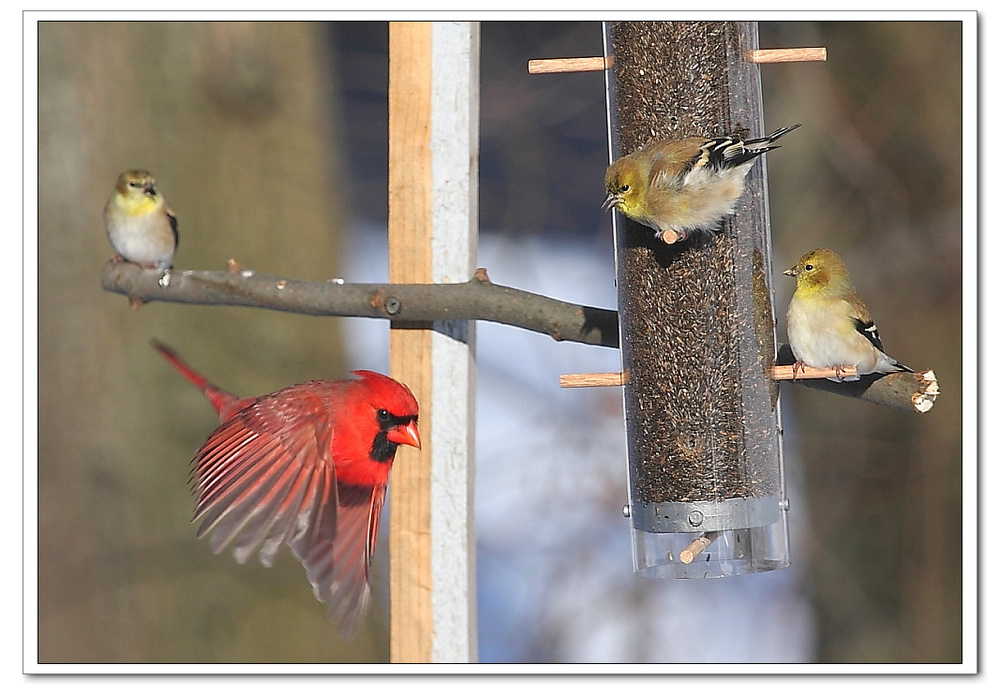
621, 184, 630, 192
129, 181, 142, 188
376, 408, 390, 423
804, 264, 814, 271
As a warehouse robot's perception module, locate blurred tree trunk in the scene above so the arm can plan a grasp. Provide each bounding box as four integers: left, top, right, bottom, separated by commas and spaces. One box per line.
36, 22, 385, 662
760, 21, 963, 665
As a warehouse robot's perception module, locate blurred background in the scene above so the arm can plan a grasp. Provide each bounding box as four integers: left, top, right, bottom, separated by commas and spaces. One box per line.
34, 19, 965, 664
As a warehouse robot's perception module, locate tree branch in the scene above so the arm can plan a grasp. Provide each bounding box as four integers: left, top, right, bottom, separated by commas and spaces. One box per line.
101, 259, 938, 413
101, 259, 620, 348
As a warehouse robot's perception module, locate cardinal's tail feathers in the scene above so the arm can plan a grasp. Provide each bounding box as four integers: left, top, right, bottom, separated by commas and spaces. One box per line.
151, 339, 239, 416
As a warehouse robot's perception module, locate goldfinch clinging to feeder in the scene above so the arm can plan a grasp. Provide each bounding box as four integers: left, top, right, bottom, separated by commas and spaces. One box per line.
784, 247, 913, 382
104, 169, 178, 270
602, 123, 801, 244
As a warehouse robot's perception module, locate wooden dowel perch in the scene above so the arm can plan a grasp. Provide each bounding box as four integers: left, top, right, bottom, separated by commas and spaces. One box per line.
743, 47, 827, 63
527, 56, 610, 74
770, 364, 857, 381
680, 532, 720, 564
560, 371, 628, 388
561, 367, 861, 387
560, 357, 937, 414
528, 47, 824, 75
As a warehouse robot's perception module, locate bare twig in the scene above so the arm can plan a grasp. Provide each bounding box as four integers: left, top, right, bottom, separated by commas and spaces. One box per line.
101, 259, 619, 348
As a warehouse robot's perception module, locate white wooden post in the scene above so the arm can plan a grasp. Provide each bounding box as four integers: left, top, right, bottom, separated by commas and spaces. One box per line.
388, 21, 479, 664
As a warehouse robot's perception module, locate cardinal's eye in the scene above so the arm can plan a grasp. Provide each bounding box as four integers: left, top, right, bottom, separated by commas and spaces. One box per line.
376, 409, 390, 423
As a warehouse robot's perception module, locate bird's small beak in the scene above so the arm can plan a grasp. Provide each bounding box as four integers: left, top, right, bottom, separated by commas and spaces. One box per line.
601, 193, 621, 212
144, 183, 157, 196
783, 265, 797, 277
388, 420, 421, 450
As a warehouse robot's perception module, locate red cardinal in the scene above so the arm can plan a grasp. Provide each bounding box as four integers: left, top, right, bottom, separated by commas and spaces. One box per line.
153, 341, 420, 634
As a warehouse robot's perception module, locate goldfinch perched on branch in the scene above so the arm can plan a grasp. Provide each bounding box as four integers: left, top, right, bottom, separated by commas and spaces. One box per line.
603, 124, 800, 244
103, 169, 178, 270
784, 248, 913, 382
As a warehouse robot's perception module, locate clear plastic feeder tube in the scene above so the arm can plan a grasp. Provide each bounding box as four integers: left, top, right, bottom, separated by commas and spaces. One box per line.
603, 21, 789, 578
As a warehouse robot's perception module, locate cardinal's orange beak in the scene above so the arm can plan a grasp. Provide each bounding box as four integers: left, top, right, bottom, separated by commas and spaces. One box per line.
388, 420, 421, 450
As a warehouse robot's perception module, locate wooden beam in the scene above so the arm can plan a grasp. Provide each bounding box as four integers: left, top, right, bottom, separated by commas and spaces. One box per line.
388, 20, 478, 664
388, 21, 433, 664
426, 21, 478, 664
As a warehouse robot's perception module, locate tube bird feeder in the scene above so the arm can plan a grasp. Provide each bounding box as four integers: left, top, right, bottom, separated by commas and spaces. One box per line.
603, 21, 789, 578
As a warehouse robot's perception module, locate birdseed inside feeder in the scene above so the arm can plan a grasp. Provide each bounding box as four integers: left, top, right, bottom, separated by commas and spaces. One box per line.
603, 20, 789, 578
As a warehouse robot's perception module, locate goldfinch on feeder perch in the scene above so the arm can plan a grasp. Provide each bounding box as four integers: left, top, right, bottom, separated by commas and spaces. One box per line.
602, 124, 800, 244
784, 247, 913, 382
